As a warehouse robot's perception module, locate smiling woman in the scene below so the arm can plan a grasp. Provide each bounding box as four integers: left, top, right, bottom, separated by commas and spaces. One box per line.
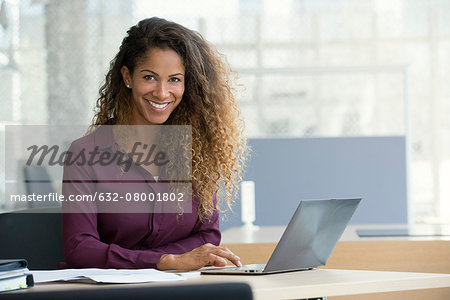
120, 47, 185, 125
61, 17, 247, 271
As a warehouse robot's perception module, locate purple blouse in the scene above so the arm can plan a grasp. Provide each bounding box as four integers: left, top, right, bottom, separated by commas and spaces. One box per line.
61, 126, 221, 269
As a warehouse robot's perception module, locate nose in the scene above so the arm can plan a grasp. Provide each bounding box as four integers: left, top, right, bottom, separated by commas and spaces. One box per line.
155, 81, 170, 100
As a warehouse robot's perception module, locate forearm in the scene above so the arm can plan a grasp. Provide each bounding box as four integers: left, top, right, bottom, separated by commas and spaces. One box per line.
151, 228, 221, 255
64, 236, 164, 269
62, 212, 165, 269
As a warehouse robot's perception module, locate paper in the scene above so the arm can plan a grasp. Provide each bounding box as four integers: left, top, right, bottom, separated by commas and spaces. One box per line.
31, 268, 185, 284
0, 268, 29, 280
171, 271, 201, 279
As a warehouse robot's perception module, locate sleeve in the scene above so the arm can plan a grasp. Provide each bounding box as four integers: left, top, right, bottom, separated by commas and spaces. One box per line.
151, 197, 222, 255
62, 141, 221, 269
61, 142, 165, 269
62, 213, 165, 269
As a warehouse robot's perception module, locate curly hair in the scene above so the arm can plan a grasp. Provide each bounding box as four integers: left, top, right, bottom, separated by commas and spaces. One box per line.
91, 17, 247, 221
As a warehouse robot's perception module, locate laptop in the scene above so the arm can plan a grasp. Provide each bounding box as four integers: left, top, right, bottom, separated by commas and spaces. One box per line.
201, 198, 361, 275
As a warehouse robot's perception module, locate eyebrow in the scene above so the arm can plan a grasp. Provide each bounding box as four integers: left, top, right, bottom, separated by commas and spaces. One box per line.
140, 69, 185, 77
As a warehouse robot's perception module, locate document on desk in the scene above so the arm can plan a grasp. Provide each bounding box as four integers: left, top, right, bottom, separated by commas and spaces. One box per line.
31, 268, 185, 284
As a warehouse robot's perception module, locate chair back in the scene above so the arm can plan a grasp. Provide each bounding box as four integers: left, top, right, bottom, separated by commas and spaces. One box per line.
0, 207, 64, 269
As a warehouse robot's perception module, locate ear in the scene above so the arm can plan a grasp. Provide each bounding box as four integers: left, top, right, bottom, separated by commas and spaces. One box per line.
121, 66, 132, 88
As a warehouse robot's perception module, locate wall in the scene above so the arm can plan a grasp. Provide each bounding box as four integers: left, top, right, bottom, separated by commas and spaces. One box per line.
220, 136, 407, 230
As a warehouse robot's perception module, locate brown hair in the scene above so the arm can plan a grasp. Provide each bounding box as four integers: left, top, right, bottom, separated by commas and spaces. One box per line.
92, 17, 247, 220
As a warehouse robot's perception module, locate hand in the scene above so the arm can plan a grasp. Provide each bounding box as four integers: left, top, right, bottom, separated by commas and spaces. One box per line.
156, 243, 242, 271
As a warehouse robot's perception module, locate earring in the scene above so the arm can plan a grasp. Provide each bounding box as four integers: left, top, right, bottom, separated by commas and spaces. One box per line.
126, 84, 130, 88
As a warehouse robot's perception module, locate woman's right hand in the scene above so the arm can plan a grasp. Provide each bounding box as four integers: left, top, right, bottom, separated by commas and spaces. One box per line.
156, 243, 242, 271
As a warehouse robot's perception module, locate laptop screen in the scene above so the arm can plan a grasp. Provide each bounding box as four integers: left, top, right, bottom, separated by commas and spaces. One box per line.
264, 198, 361, 272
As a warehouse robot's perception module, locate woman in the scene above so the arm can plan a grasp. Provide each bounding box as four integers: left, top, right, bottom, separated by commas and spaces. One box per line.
62, 17, 247, 271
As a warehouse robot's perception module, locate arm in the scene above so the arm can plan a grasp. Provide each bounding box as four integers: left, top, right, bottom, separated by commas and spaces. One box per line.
154, 197, 242, 271
152, 195, 221, 255
62, 141, 164, 269
63, 181, 239, 270
62, 213, 165, 269
62, 141, 240, 270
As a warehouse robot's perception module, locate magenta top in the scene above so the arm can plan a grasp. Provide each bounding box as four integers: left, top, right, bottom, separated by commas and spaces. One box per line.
61, 126, 221, 269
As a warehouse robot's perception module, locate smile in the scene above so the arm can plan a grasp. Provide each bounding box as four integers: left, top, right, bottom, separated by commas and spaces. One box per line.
145, 99, 171, 110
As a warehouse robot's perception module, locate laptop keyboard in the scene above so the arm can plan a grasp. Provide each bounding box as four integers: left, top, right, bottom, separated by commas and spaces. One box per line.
227, 264, 267, 272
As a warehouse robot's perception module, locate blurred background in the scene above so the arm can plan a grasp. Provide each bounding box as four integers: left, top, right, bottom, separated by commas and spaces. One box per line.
0, 0, 449, 225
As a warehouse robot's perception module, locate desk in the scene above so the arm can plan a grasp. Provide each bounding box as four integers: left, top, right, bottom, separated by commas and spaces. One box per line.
220, 225, 450, 299
221, 225, 450, 274
8, 225, 450, 299
12, 269, 450, 300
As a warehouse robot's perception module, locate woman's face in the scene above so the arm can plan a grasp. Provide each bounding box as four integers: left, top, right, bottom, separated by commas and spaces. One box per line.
121, 47, 185, 125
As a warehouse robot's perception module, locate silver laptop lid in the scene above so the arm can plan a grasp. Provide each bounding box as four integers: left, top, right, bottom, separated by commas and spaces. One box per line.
264, 198, 361, 273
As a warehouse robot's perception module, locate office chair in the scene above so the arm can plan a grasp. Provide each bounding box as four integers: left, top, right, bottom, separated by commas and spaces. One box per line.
0, 207, 64, 270
0, 282, 253, 300
23, 165, 59, 208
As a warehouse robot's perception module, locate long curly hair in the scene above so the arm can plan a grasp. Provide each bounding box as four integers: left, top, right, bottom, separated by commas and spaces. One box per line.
91, 17, 247, 221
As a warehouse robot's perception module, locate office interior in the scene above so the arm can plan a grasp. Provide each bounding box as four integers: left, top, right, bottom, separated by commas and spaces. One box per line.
0, 0, 449, 299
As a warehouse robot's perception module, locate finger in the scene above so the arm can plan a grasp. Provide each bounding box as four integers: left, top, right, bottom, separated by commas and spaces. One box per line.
208, 253, 227, 267
211, 247, 242, 267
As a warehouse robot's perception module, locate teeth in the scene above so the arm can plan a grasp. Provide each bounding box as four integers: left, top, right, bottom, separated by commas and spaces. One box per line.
146, 100, 169, 109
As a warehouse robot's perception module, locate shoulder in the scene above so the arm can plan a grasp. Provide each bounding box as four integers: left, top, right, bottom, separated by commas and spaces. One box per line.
69, 133, 94, 152
68, 125, 113, 152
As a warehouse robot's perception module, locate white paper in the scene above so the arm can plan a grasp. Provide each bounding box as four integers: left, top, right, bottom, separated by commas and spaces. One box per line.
171, 271, 201, 279
0, 267, 29, 280
31, 268, 185, 284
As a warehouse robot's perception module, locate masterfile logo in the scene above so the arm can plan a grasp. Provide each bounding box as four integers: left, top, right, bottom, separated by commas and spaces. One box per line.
26, 142, 170, 172
4, 125, 193, 213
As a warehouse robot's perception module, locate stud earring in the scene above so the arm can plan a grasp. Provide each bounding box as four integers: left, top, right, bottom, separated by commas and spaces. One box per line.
126, 84, 130, 88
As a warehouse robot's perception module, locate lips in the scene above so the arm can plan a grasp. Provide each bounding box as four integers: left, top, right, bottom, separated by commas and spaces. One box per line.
145, 99, 171, 111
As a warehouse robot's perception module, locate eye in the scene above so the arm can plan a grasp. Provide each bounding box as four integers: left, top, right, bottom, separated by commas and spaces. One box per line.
143, 75, 156, 81
169, 77, 181, 83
